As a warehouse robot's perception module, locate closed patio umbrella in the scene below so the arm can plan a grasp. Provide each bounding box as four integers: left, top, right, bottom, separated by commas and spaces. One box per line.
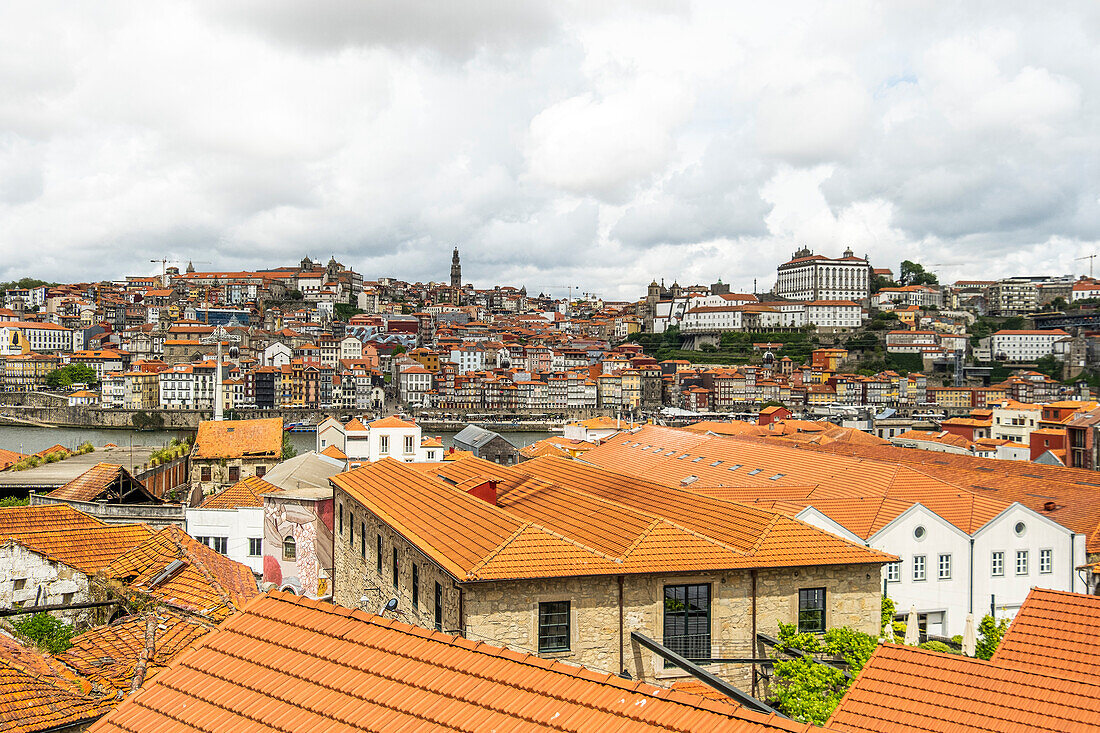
962, 613, 977, 657
904, 606, 920, 646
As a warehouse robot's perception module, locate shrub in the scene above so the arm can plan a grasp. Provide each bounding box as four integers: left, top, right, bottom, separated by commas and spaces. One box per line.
918, 640, 955, 654
13, 613, 73, 654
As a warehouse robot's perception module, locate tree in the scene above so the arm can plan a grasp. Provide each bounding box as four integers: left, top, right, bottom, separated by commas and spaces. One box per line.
14, 613, 73, 654
281, 433, 297, 461
871, 273, 897, 294
975, 614, 1009, 660
44, 363, 99, 389
768, 622, 878, 724
898, 261, 939, 287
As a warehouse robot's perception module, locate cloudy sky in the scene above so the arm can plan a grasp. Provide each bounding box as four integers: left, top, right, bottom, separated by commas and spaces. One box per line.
1, 2, 1099, 300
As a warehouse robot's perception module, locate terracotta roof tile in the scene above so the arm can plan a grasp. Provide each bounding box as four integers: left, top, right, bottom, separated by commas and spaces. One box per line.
0, 506, 153, 575
192, 418, 283, 459
89, 591, 826, 733
60, 609, 213, 693
991, 587, 1100, 678
0, 633, 112, 732
367, 415, 416, 429
828, 643, 1100, 733
199, 475, 281, 509
48, 463, 159, 503
104, 526, 259, 620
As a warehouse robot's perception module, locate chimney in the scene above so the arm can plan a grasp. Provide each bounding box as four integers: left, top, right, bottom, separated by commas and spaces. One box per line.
1043, 501, 1057, 512
466, 479, 498, 506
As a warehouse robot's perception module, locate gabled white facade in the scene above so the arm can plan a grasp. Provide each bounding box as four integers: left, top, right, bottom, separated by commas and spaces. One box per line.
316, 417, 442, 467
796, 501, 1087, 638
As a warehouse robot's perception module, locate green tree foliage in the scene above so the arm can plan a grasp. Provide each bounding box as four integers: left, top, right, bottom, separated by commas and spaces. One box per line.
870, 273, 898, 294
14, 613, 73, 654
898, 261, 939, 287
918, 640, 957, 654
975, 614, 1009, 660
333, 303, 364, 321
281, 433, 297, 461
0, 496, 28, 507
769, 622, 878, 724
44, 363, 99, 389
0, 278, 56, 292
74, 441, 94, 455
880, 596, 895, 633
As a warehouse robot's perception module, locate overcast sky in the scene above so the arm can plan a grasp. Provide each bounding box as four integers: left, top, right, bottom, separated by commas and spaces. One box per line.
1, 2, 1099, 300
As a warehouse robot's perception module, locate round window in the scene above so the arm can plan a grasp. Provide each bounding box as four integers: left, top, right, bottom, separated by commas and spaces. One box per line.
1014, 521, 1026, 537
914, 525, 926, 540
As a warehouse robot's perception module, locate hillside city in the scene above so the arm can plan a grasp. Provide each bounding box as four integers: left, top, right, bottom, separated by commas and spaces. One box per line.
3, 248, 1100, 447
3, 2, 1100, 728
1, 246, 1100, 731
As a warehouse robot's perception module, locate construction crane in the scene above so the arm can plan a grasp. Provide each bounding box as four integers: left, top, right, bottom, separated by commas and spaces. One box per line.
1076, 254, 1096, 278
533, 284, 576, 316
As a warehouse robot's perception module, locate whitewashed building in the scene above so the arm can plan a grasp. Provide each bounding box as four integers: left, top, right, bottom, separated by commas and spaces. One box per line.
796, 500, 1087, 638
774, 246, 872, 302
316, 415, 443, 468
991, 330, 1068, 362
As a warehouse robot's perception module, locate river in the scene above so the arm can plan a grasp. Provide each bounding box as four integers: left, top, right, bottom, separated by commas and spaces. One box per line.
0, 425, 551, 456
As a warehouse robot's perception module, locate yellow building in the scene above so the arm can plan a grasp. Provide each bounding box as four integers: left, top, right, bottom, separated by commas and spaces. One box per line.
1, 353, 59, 391
123, 371, 160, 410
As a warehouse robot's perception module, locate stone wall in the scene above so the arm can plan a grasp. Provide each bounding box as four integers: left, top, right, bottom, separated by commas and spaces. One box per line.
0, 542, 93, 627
461, 566, 880, 689
332, 487, 461, 631
331, 487, 883, 693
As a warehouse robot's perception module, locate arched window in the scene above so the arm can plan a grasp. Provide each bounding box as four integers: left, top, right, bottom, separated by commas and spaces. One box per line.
283, 536, 296, 561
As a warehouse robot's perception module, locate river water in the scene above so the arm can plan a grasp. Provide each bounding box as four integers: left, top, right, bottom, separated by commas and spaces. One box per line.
0, 425, 550, 456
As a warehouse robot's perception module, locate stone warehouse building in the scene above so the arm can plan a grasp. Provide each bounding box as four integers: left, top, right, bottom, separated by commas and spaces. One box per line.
189, 417, 283, 495
330, 456, 891, 693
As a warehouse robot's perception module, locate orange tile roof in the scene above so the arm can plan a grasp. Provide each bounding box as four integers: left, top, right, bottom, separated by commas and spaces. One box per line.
343, 417, 368, 431
0, 448, 27, 470
368, 415, 416, 428
484, 456, 892, 569
48, 463, 159, 503
89, 591, 827, 733
319, 443, 347, 460
0, 635, 112, 732
104, 526, 259, 620
827, 643, 1100, 732
199, 475, 281, 509
990, 588, 1100, 678
60, 609, 213, 693
585, 425, 1098, 540
0, 506, 152, 575
799, 440, 1100, 551
192, 418, 282, 459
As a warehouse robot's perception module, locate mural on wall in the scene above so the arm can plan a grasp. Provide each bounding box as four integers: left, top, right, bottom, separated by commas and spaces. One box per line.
263, 496, 334, 599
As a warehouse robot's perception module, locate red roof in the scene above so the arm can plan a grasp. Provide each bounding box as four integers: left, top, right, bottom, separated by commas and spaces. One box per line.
829, 641, 1100, 732
89, 591, 826, 733
991, 587, 1100, 678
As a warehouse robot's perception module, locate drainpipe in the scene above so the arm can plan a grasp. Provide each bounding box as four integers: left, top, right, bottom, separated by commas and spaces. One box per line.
1069, 532, 1076, 592
458, 584, 465, 637
968, 537, 974, 614
617, 575, 625, 675
751, 568, 758, 697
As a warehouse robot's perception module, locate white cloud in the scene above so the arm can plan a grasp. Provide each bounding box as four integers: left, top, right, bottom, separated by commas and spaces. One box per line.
0, 1, 1099, 301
